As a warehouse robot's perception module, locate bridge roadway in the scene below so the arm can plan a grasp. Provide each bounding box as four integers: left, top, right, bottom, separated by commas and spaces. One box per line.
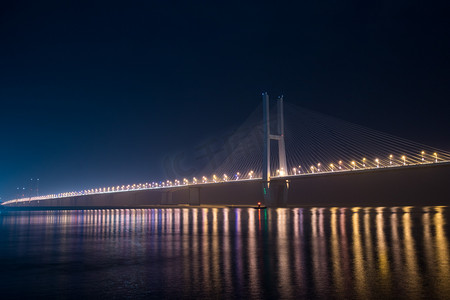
3, 162, 450, 208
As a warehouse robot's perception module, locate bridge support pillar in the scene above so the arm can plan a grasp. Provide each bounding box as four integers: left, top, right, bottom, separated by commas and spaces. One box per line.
161, 191, 173, 205
262, 92, 288, 207
265, 180, 289, 207
262, 92, 270, 204
189, 187, 200, 206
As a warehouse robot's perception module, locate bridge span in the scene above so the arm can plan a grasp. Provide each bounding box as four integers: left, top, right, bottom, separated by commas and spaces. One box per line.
3, 162, 450, 209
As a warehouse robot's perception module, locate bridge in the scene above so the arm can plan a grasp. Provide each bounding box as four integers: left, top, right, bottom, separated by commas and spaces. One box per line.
3, 93, 450, 208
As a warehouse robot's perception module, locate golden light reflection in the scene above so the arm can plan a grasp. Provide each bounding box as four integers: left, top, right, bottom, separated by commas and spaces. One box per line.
201, 208, 211, 294
311, 208, 329, 298
433, 206, 450, 297
390, 207, 402, 279
248, 209, 260, 296
182, 208, 191, 295
211, 208, 220, 294
234, 208, 243, 294
330, 207, 344, 298
402, 207, 423, 297
292, 208, 306, 293
422, 207, 435, 291
276, 209, 292, 299
339, 208, 351, 294
222, 208, 232, 294
375, 207, 391, 295
363, 208, 375, 279
352, 209, 369, 299
192, 209, 200, 286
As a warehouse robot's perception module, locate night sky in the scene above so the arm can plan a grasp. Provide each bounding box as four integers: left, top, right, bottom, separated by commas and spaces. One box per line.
1, 0, 449, 199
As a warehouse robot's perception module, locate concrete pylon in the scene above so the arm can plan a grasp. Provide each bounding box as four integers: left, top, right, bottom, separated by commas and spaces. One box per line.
262, 92, 288, 206
277, 96, 288, 174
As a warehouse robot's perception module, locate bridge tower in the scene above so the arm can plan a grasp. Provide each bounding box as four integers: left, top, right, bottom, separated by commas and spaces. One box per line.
262, 92, 288, 205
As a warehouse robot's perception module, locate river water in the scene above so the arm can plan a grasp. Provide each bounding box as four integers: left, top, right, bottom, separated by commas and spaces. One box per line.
0, 207, 449, 299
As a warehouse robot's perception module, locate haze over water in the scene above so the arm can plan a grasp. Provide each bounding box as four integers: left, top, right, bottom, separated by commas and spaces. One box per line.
0, 206, 449, 299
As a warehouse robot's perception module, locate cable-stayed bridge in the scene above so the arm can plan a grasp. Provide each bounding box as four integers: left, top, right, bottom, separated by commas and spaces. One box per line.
3, 93, 450, 208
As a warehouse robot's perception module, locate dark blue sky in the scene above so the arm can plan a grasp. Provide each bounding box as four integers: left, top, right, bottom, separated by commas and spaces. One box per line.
1, 0, 449, 199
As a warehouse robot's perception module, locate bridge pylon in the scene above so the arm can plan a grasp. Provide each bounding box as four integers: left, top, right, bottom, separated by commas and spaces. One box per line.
262, 92, 288, 206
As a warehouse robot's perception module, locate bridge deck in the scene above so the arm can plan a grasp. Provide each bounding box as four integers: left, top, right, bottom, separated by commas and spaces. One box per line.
3, 162, 450, 208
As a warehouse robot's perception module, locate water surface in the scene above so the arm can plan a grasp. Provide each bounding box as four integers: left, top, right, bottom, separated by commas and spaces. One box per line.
0, 207, 449, 299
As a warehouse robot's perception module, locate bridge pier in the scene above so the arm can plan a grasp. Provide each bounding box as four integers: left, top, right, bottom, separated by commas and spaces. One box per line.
264, 180, 290, 207
161, 191, 173, 205
189, 187, 200, 206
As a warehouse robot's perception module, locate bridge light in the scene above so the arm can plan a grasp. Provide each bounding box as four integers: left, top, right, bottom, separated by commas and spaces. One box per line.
375, 158, 379, 168
317, 163, 321, 172
310, 166, 314, 173
402, 155, 406, 165
338, 161, 342, 170
330, 164, 334, 172
434, 152, 438, 162
362, 158, 366, 167
389, 155, 393, 165
351, 161, 356, 170
292, 167, 296, 175
421, 151, 425, 161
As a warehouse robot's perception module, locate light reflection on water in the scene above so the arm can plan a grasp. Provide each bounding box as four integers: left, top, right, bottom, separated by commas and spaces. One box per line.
0, 206, 449, 299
